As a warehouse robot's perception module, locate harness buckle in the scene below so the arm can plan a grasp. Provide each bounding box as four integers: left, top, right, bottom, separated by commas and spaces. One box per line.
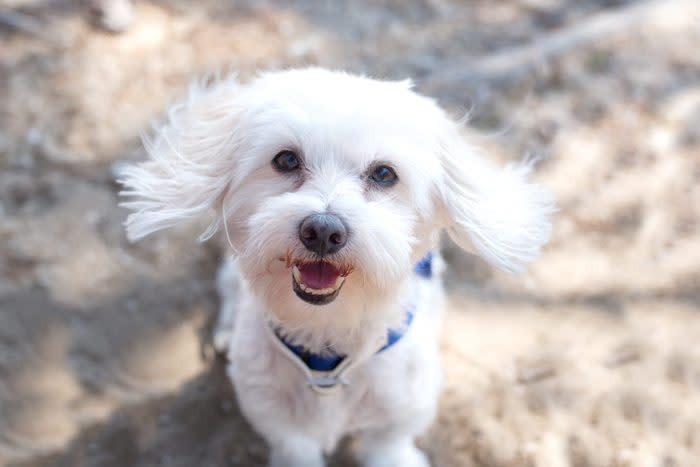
306, 375, 350, 389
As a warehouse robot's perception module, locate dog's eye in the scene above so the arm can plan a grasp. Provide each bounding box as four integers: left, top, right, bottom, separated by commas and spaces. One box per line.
369, 165, 398, 187
272, 150, 301, 172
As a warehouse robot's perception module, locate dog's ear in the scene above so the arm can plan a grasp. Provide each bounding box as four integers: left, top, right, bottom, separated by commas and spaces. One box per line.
437, 127, 555, 273
117, 76, 241, 242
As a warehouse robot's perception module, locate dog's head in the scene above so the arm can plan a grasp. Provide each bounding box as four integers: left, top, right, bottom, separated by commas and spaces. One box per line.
119, 68, 553, 327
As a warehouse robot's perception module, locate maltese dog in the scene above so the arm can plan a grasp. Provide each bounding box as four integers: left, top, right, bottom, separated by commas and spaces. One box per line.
119, 68, 553, 467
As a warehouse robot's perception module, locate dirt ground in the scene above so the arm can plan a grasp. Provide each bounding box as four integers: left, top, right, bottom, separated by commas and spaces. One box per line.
1, 1, 699, 466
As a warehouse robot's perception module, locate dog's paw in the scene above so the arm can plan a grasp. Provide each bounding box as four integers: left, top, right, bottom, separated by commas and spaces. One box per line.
357, 443, 430, 467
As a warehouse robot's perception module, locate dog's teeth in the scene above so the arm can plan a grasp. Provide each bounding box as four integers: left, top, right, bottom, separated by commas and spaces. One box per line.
301, 285, 334, 295
292, 264, 347, 296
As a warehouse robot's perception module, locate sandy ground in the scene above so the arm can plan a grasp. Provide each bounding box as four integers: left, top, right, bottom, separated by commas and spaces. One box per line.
1, 1, 699, 466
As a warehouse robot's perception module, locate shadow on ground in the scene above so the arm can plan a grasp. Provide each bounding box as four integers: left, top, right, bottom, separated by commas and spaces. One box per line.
11, 361, 266, 467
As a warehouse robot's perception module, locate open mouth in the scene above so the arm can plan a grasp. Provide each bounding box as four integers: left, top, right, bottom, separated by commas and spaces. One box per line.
291, 261, 347, 305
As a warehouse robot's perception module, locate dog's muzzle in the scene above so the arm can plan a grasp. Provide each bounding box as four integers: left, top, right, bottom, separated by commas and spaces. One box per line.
292, 213, 349, 305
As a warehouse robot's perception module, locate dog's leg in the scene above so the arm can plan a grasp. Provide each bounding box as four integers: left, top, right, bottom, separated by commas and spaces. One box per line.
354, 413, 434, 467
268, 435, 325, 467
355, 432, 429, 467
213, 257, 242, 353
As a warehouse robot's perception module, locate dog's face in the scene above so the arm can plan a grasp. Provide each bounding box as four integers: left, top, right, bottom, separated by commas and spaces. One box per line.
218, 71, 447, 319
120, 68, 553, 326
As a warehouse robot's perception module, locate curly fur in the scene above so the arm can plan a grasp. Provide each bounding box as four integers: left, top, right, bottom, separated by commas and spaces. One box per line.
118, 68, 553, 467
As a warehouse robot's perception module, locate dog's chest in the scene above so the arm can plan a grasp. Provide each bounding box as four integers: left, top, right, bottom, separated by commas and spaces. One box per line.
227, 272, 445, 451
229, 305, 442, 450
248, 346, 435, 449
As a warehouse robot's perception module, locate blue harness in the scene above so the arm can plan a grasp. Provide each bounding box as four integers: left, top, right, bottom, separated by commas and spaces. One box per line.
274, 252, 433, 372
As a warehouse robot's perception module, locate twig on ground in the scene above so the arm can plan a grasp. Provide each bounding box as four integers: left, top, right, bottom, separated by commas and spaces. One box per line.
426, 0, 700, 87
0, 10, 45, 35
0, 9, 68, 46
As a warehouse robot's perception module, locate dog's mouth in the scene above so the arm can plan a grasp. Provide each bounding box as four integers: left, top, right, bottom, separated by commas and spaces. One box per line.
291, 261, 348, 305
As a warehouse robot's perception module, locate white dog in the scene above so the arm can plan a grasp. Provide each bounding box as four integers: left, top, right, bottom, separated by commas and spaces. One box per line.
118, 68, 553, 467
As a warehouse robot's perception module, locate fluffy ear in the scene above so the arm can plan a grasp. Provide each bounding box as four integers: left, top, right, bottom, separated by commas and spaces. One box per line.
438, 129, 555, 273
117, 76, 241, 242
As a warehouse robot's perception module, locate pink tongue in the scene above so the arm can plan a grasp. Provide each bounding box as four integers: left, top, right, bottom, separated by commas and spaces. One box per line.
298, 262, 341, 289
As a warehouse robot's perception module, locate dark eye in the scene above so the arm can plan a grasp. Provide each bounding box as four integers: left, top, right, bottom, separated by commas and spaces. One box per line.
369, 165, 398, 187
272, 150, 301, 172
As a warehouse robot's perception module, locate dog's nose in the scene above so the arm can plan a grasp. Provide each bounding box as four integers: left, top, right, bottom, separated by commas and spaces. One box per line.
299, 213, 348, 255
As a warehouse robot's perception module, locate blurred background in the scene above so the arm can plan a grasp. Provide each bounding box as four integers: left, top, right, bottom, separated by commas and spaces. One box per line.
1, 0, 699, 466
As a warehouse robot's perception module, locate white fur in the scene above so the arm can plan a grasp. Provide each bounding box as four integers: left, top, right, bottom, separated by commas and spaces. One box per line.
118, 68, 554, 466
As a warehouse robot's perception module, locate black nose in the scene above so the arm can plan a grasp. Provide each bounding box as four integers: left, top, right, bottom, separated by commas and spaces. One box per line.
299, 213, 348, 256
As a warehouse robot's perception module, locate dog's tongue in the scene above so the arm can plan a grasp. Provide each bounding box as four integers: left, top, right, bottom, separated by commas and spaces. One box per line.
298, 262, 341, 289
